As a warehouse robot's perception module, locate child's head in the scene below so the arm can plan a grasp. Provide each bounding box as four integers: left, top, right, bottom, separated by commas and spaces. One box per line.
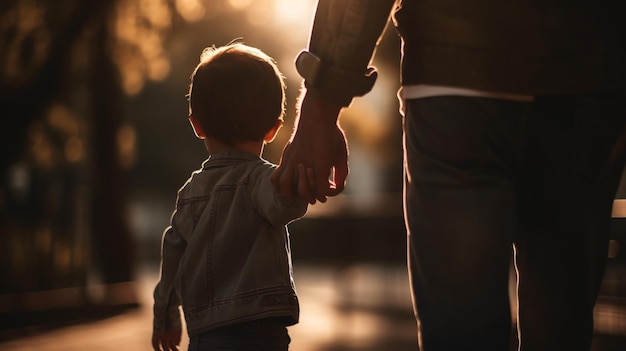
188, 42, 286, 145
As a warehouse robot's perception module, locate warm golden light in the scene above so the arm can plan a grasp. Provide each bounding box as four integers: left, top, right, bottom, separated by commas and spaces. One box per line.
117, 124, 137, 169
139, 0, 171, 29
273, 0, 315, 26
65, 136, 84, 163
47, 105, 79, 136
148, 56, 170, 81
1, 1, 50, 81
228, 0, 254, 10
175, 0, 206, 22
245, 2, 272, 26
113, 0, 173, 95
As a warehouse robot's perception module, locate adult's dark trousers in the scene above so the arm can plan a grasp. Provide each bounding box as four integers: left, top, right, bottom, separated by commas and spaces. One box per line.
187, 318, 291, 351
402, 92, 626, 351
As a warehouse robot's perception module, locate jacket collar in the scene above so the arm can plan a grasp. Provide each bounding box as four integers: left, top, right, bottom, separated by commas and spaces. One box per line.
201, 150, 261, 170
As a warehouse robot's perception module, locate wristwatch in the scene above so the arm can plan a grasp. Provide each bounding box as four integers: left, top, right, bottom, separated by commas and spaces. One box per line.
295, 50, 378, 106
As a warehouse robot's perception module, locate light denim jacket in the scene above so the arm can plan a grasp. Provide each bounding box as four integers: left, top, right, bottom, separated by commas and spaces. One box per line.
153, 150, 308, 337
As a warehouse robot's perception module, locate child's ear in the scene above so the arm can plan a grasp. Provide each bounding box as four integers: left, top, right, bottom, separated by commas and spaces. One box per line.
189, 115, 206, 139
263, 119, 283, 143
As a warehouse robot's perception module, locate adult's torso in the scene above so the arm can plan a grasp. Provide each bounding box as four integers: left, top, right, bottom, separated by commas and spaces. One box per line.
394, 0, 626, 95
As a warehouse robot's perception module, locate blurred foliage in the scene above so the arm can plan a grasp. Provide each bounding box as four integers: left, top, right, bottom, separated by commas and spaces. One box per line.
0, 0, 200, 297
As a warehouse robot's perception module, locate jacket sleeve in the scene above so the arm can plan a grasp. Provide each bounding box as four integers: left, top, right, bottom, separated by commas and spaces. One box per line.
251, 166, 308, 227
298, 0, 397, 106
153, 220, 187, 332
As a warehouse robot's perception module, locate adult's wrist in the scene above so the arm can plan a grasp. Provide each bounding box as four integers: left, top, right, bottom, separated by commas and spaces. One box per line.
298, 89, 343, 128
295, 50, 378, 107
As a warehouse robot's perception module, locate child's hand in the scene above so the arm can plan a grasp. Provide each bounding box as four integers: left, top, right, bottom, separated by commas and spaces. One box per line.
152, 329, 182, 351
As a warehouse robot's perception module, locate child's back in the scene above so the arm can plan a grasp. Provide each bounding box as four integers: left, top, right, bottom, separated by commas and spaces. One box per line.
152, 43, 307, 351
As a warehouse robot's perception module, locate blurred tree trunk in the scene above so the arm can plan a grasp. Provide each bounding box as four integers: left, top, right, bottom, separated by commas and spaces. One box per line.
0, 0, 138, 324
88, 8, 136, 300
0, 1, 99, 296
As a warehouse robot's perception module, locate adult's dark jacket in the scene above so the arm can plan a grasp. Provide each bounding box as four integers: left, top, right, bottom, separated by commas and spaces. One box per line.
302, 0, 626, 106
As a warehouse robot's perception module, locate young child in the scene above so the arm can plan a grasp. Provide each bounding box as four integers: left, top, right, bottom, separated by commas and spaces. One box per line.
152, 43, 308, 351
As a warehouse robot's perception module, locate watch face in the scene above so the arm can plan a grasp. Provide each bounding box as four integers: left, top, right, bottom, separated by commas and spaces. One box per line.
296, 51, 321, 85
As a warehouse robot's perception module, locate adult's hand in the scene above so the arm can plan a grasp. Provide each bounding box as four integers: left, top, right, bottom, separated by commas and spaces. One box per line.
272, 92, 348, 204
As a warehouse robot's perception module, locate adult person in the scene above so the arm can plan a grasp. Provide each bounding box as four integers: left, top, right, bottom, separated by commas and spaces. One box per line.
271, 0, 626, 350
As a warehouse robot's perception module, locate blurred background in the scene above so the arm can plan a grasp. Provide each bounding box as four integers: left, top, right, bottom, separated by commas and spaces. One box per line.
0, 1, 624, 350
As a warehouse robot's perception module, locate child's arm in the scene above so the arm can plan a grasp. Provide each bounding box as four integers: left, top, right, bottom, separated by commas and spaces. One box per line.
153, 225, 186, 349
152, 328, 182, 351
253, 166, 309, 226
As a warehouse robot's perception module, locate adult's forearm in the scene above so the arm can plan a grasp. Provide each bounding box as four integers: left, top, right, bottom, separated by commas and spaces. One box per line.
300, 0, 396, 106
309, 0, 396, 71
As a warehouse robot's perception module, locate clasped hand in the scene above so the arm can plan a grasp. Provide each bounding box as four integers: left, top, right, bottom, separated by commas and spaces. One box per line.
271, 94, 348, 204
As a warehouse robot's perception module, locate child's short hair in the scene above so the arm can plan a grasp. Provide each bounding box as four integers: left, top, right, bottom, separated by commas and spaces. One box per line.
188, 43, 286, 145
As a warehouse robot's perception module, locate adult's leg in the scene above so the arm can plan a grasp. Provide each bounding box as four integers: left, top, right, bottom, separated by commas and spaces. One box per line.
403, 97, 527, 350
515, 92, 626, 351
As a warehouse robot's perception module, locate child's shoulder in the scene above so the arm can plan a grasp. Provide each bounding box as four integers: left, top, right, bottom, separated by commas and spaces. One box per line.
247, 157, 278, 180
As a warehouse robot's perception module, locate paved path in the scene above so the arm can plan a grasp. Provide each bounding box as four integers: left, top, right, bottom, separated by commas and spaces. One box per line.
0, 263, 416, 351
1, 263, 625, 351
